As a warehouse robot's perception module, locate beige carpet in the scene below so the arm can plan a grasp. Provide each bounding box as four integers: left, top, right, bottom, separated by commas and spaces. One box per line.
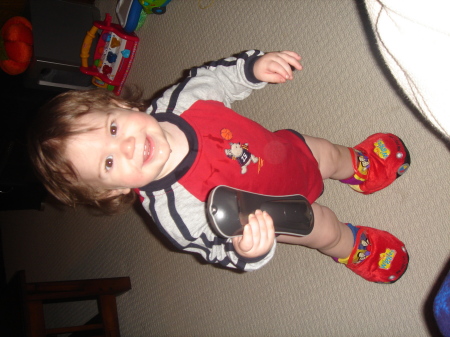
2, 1, 449, 336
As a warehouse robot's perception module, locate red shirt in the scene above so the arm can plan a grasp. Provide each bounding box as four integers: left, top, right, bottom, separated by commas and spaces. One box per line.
179, 100, 323, 203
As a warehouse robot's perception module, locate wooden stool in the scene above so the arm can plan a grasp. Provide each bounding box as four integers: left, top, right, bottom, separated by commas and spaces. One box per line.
19, 270, 131, 337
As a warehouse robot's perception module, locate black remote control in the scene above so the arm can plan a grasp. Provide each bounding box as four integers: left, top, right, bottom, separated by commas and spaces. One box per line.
207, 185, 314, 238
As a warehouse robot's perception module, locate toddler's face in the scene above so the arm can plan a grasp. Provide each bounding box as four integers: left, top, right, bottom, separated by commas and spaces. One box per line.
65, 107, 171, 195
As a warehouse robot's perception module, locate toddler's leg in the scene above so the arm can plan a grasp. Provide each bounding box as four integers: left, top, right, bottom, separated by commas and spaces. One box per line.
304, 133, 410, 194
302, 135, 354, 180
277, 202, 409, 283
277, 203, 354, 259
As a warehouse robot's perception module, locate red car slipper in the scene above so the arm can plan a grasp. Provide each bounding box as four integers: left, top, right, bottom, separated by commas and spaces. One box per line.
340, 133, 410, 194
341, 224, 409, 283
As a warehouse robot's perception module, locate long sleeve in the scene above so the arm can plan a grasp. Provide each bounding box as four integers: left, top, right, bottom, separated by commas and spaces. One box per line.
141, 183, 276, 271
147, 50, 267, 116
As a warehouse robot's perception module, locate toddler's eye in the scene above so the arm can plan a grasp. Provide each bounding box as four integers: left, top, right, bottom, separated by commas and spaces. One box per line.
105, 156, 113, 171
110, 122, 117, 136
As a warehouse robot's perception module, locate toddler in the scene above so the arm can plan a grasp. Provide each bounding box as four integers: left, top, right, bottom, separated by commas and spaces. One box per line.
29, 50, 410, 283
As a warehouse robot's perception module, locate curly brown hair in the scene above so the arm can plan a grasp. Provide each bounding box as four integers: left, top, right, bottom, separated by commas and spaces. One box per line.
28, 88, 148, 214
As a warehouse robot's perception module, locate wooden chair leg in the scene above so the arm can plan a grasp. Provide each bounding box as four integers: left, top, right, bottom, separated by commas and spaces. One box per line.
98, 295, 121, 337
25, 300, 46, 337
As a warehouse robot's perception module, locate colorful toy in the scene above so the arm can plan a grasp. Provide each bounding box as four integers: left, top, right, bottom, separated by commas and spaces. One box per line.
0, 16, 33, 75
139, 0, 173, 14
80, 14, 139, 95
116, 0, 173, 33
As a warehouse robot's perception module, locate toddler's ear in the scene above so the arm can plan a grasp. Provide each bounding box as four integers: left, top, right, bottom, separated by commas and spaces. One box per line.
107, 188, 131, 197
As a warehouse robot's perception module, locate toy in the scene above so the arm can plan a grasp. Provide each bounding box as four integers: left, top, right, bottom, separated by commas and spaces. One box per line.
139, 0, 173, 14
116, 0, 173, 33
0, 16, 33, 75
80, 13, 139, 95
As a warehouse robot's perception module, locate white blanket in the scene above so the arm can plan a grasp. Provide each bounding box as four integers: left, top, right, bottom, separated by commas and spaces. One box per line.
364, 0, 450, 139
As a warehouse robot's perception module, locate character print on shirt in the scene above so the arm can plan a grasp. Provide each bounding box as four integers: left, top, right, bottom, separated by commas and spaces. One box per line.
224, 142, 259, 174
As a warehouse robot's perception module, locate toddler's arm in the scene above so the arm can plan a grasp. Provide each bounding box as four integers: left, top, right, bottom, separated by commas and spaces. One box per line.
146, 187, 277, 271
149, 50, 301, 115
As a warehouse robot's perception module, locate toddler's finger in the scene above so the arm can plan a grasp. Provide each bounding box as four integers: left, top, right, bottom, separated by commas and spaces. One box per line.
280, 50, 301, 60
238, 224, 254, 252
268, 62, 291, 81
249, 214, 262, 246
254, 210, 273, 250
262, 211, 275, 240
279, 52, 302, 71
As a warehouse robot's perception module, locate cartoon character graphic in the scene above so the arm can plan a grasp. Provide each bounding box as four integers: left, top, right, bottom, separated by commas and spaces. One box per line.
225, 142, 258, 174
352, 232, 371, 264
356, 151, 370, 173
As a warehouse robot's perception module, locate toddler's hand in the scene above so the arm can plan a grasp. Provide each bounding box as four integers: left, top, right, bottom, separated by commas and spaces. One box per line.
232, 210, 275, 259
253, 51, 302, 83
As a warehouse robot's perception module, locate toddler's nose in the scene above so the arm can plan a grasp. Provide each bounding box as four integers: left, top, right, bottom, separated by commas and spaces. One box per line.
121, 136, 135, 159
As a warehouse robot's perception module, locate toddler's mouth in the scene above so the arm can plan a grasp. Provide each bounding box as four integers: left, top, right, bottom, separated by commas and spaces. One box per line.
143, 137, 154, 165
